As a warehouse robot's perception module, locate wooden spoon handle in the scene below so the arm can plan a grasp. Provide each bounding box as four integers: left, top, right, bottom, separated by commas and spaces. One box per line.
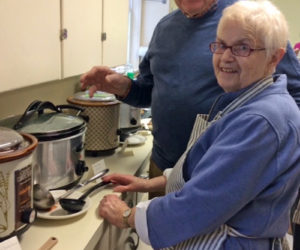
38, 237, 58, 250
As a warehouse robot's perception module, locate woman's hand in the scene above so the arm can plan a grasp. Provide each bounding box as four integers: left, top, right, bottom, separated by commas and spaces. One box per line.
98, 194, 134, 228
102, 173, 149, 193
80, 66, 132, 98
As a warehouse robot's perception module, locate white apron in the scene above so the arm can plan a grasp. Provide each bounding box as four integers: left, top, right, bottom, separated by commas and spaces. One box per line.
162, 76, 283, 250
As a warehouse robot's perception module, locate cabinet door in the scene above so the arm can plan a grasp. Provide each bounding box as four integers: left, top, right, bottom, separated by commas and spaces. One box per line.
0, 0, 60, 92
102, 0, 129, 67
62, 0, 102, 78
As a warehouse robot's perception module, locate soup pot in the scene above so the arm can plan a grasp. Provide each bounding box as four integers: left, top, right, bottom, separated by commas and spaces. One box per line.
0, 101, 88, 190
0, 127, 38, 241
67, 91, 120, 156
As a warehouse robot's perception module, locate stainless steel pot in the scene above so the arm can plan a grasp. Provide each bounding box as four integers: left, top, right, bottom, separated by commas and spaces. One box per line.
0, 127, 38, 241
0, 101, 87, 190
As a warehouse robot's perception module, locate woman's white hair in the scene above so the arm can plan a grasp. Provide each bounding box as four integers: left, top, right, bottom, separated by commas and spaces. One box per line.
218, 0, 289, 60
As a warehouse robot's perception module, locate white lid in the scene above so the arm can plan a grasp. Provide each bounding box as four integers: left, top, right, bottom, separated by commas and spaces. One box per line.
0, 126, 24, 152
74, 91, 116, 102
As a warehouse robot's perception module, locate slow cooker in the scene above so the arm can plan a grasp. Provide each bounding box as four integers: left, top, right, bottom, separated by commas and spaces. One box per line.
67, 91, 120, 156
0, 127, 38, 241
0, 101, 88, 190
119, 103, 141, 130
118, 103, 142, 142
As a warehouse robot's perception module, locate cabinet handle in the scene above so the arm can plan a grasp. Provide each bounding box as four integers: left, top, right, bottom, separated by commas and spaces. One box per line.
60, 28, 68, 41
101, 32, 107, 41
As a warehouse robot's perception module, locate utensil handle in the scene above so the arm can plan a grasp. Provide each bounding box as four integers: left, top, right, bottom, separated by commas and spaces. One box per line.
79, 181, 111, 200
58, 169, 109, 200
84, 169, 109, 184
58, 185, 81, 200
38, 237, 58, 250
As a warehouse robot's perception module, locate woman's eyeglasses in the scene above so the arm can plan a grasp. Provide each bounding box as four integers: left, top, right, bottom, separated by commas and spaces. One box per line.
209, 42, 265, 57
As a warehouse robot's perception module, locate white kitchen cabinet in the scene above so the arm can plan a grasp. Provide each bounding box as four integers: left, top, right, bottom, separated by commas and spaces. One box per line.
93, 221, 111, 250
105, 154, 150, 250
94, 153, 151, 250
63, 0, 130, 76
0, 0, 129, 93
95, 192, 140, 250
61, 0, 102, 78
0, 0, 61, 92
102, 0, 129, 67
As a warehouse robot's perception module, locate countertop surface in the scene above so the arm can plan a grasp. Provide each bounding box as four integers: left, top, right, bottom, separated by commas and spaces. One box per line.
19, 133, 152, 250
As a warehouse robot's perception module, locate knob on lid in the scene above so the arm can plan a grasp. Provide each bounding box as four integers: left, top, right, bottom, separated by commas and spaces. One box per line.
0, 126, 24, 152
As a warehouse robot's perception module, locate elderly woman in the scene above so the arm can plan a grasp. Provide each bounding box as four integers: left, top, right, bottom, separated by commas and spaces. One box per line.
99, 1, 300, 249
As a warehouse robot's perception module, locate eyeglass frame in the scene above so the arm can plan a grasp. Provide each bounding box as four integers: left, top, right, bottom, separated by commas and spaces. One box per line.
209, 42, 265, 57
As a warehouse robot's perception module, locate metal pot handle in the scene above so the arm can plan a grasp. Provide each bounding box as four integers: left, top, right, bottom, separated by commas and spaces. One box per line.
56, 104, 85, 115
13, 101, 61, 130
13, 100, 42, 129
36, 101, 61, 114
57, 104, 89, 123
26, 100, 43, 112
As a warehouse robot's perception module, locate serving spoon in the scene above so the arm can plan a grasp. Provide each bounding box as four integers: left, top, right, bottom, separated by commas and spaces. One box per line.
59, 181, 111, 213
33, 184, 56, 211
33, 169, 109, 211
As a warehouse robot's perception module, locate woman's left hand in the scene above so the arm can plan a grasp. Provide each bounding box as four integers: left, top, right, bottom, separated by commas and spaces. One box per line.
98, 194, 130, 228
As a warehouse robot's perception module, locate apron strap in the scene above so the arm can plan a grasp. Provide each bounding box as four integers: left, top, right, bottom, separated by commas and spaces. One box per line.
221, 76, 273, 116
207, 75, 274, 120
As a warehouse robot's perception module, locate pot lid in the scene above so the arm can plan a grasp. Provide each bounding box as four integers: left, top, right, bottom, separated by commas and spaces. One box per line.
18, 113, 85, 139
0, 126, 24, 152
74, 91, 116, 102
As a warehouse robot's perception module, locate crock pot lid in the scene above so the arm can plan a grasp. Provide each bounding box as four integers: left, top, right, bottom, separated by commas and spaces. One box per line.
0, 126, 24, 151
74, 91, 116, 102
18, 113, 85, 135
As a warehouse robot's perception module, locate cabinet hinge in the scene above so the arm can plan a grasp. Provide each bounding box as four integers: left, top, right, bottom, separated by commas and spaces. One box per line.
60, 28, 68, 41
101, 32, 107, 41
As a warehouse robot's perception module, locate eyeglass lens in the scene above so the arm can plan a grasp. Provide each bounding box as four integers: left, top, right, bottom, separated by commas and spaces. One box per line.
210, 42, 251, 57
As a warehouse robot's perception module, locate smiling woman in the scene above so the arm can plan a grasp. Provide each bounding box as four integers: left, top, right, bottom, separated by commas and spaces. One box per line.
212, 0, 287, 92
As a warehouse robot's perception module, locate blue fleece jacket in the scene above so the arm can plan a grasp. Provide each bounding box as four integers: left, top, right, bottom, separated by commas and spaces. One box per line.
122, 0, 300, 171
146, 75, 300, 249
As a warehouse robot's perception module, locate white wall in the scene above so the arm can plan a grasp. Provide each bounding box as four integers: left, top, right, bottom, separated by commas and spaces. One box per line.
128, 0, 142, 69
271, 0, 300, 46
129, 0, 170, 70
140, 0, 170, 46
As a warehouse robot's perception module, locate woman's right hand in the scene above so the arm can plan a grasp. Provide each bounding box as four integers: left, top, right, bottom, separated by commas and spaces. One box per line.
102, 173, 149, 193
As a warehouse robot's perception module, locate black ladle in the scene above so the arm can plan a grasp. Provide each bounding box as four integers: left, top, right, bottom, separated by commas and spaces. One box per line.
59, 181, 111, 213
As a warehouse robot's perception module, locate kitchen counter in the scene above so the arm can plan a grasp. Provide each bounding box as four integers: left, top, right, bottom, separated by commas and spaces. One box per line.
20, 134, 152, 250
